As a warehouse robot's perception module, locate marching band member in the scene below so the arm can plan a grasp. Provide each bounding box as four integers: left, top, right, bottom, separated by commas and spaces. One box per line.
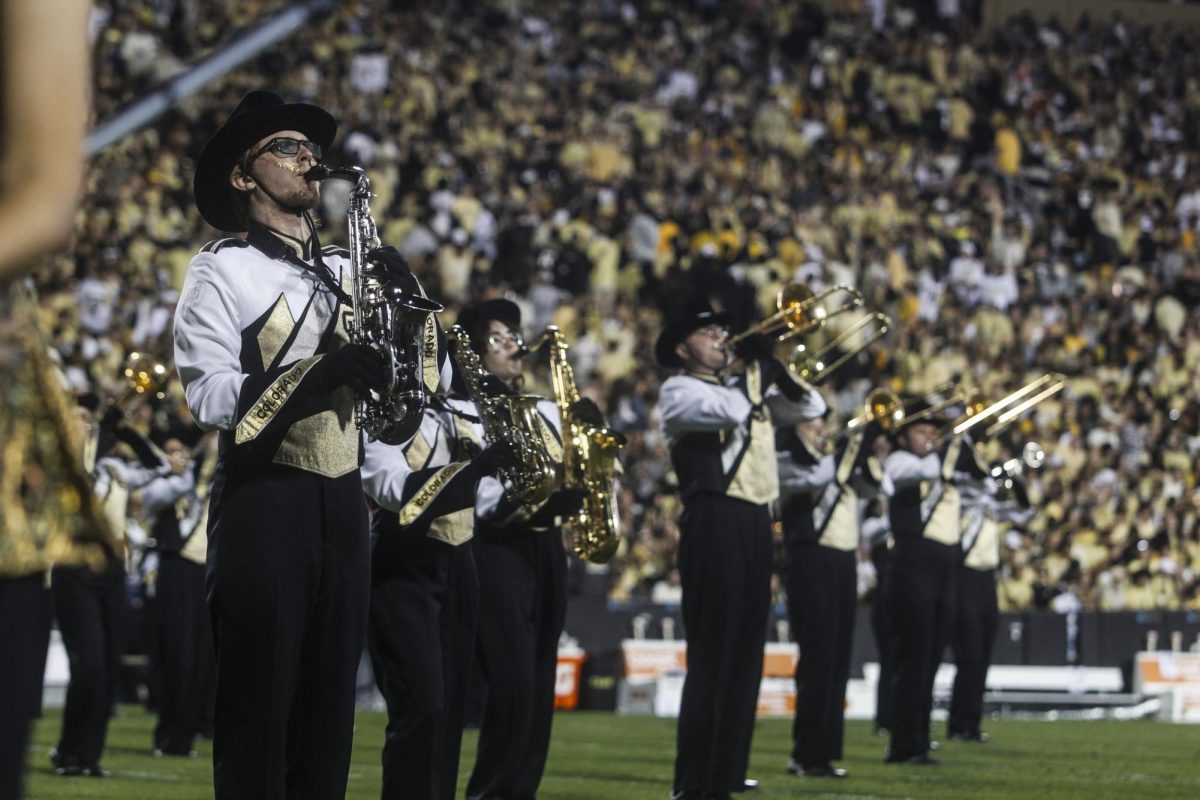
947, 465, 1033, 743
456, 299, 603, 800
362, 402, 505, 800
777, 415, 891, 779
173, 90, 445, 798
140, 432, 218, 758
881, 403, 987, 766
655, 298, 825, 800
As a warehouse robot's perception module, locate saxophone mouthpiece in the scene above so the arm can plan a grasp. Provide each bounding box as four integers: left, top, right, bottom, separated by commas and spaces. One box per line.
303, 164, 331, 181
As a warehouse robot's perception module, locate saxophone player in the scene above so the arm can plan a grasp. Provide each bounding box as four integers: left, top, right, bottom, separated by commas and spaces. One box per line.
174, 90, 447, 799
655, 298, 826, 800
361, 403, 507, 800
454, 299, 606, 800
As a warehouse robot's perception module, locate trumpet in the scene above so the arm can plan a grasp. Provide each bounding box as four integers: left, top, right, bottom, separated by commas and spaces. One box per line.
787, 312, 891, 383
723, 283, 863, 349
120, 351, 170, 403
990, 441, 1046, 482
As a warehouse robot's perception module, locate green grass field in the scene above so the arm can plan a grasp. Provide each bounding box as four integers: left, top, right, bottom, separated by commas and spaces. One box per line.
23, 708, 1200, 799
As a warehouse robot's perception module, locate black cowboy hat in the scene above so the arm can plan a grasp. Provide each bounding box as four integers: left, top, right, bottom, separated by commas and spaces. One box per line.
455, 299, 522, 353
193, 90, 337, 232
654, 298, 733, 369
893, 396, 940, 436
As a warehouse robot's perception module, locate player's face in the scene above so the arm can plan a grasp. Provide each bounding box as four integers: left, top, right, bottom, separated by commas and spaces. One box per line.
901, 422, 938, 455
240, 129, 321, 211
481, 319, 525, 383
679, 324, 730, 373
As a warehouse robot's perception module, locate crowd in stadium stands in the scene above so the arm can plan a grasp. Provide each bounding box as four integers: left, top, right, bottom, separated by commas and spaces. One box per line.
38, 0, 1200, 616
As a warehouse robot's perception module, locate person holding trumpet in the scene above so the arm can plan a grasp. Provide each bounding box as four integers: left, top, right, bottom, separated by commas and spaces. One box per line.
656, 296, 826, 800
777, 398, 893, 779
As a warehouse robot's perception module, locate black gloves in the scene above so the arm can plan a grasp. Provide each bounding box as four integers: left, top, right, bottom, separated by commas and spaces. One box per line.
367, 245, 414, 286
471, 441, 511, 477
731, 332, 776, 363
542, 487, 587, 518
312, 344, 387, 396
568, 398, 606, 427
367, 245, 444, 312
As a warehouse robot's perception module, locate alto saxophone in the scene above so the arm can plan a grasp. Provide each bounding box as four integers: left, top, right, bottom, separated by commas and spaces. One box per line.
307, 165, 442, 445
528, 326, 623, 563
445, 325, 557, 512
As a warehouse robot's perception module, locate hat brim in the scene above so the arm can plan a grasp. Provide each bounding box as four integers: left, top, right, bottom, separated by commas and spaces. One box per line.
194, 101, 337, 232
654, 310, 732, 368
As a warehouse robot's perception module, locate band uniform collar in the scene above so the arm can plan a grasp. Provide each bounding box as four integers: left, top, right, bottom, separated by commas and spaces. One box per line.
247, 220, 316, 261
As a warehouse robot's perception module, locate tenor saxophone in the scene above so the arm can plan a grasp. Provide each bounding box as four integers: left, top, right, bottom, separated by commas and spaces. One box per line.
528, 326, 623, 563
307, 165, 442, 445
445, 325, 557, 512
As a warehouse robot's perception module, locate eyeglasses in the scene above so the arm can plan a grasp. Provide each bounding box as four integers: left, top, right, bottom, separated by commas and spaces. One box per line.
486, 330, 525, 350
694, 324, 729, 340
251, 137, 322, 161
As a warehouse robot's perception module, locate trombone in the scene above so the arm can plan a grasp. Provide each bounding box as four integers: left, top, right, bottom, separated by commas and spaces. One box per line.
826, 387, 906, 443
787, 312, 892, 383
724, 283, 863, 349
933, 374, 1065, 445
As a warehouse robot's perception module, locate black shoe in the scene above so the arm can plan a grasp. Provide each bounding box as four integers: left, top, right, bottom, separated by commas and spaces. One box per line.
82, 765, 110, 778
788, 759, 849, 778
731, 778, 759, 792
948, 731, 989, 743
884, 749, 938, 765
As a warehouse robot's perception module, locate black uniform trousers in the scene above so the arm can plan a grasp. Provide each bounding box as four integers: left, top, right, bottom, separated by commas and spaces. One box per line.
467, 528, 566, 800
0, 573, 53, 800
369, 542, 479, 800
152, 554, 214, 755
869, 542, 894, 732
785, 543, 856, 767
207, 465, 369, 800
51, 558, 126, 771
948, 566, 998, 738
883, 537, 957, 760
674, 494, 772, 796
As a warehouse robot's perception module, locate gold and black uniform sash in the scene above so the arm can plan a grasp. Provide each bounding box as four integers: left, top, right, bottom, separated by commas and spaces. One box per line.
723, 363, 780, 506
395, 408, 479, 547
920, 436, 963, 545
179, 445, 219, 565
961, 507, 1000, 571
814, 433, 863, 552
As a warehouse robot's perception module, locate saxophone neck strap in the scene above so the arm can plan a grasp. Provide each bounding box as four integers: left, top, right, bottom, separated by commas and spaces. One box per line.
253, 215, 353, 306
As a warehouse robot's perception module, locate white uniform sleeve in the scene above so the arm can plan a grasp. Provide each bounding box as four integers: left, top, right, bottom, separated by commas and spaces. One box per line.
777, 451, 836, 498
361, 437, 415, 513
884, 449, 941, 488
764, 377, 828, 425
173, 253, 247, 431
659, 375, 753, 438
139, 471, 196, 516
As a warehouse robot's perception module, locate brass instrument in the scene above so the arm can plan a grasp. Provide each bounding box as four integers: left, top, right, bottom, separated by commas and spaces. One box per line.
307, 165, 443, 445
445, 325, 557, 511
984, 376, 1066, 438
787, 312, 892, 383
991, 442, 1045, 481
528, 326, 623, 564
930, 374, 1065, 446
724, 283, 863, 349
827, 387, 906, 442
120, 351, 170, 402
